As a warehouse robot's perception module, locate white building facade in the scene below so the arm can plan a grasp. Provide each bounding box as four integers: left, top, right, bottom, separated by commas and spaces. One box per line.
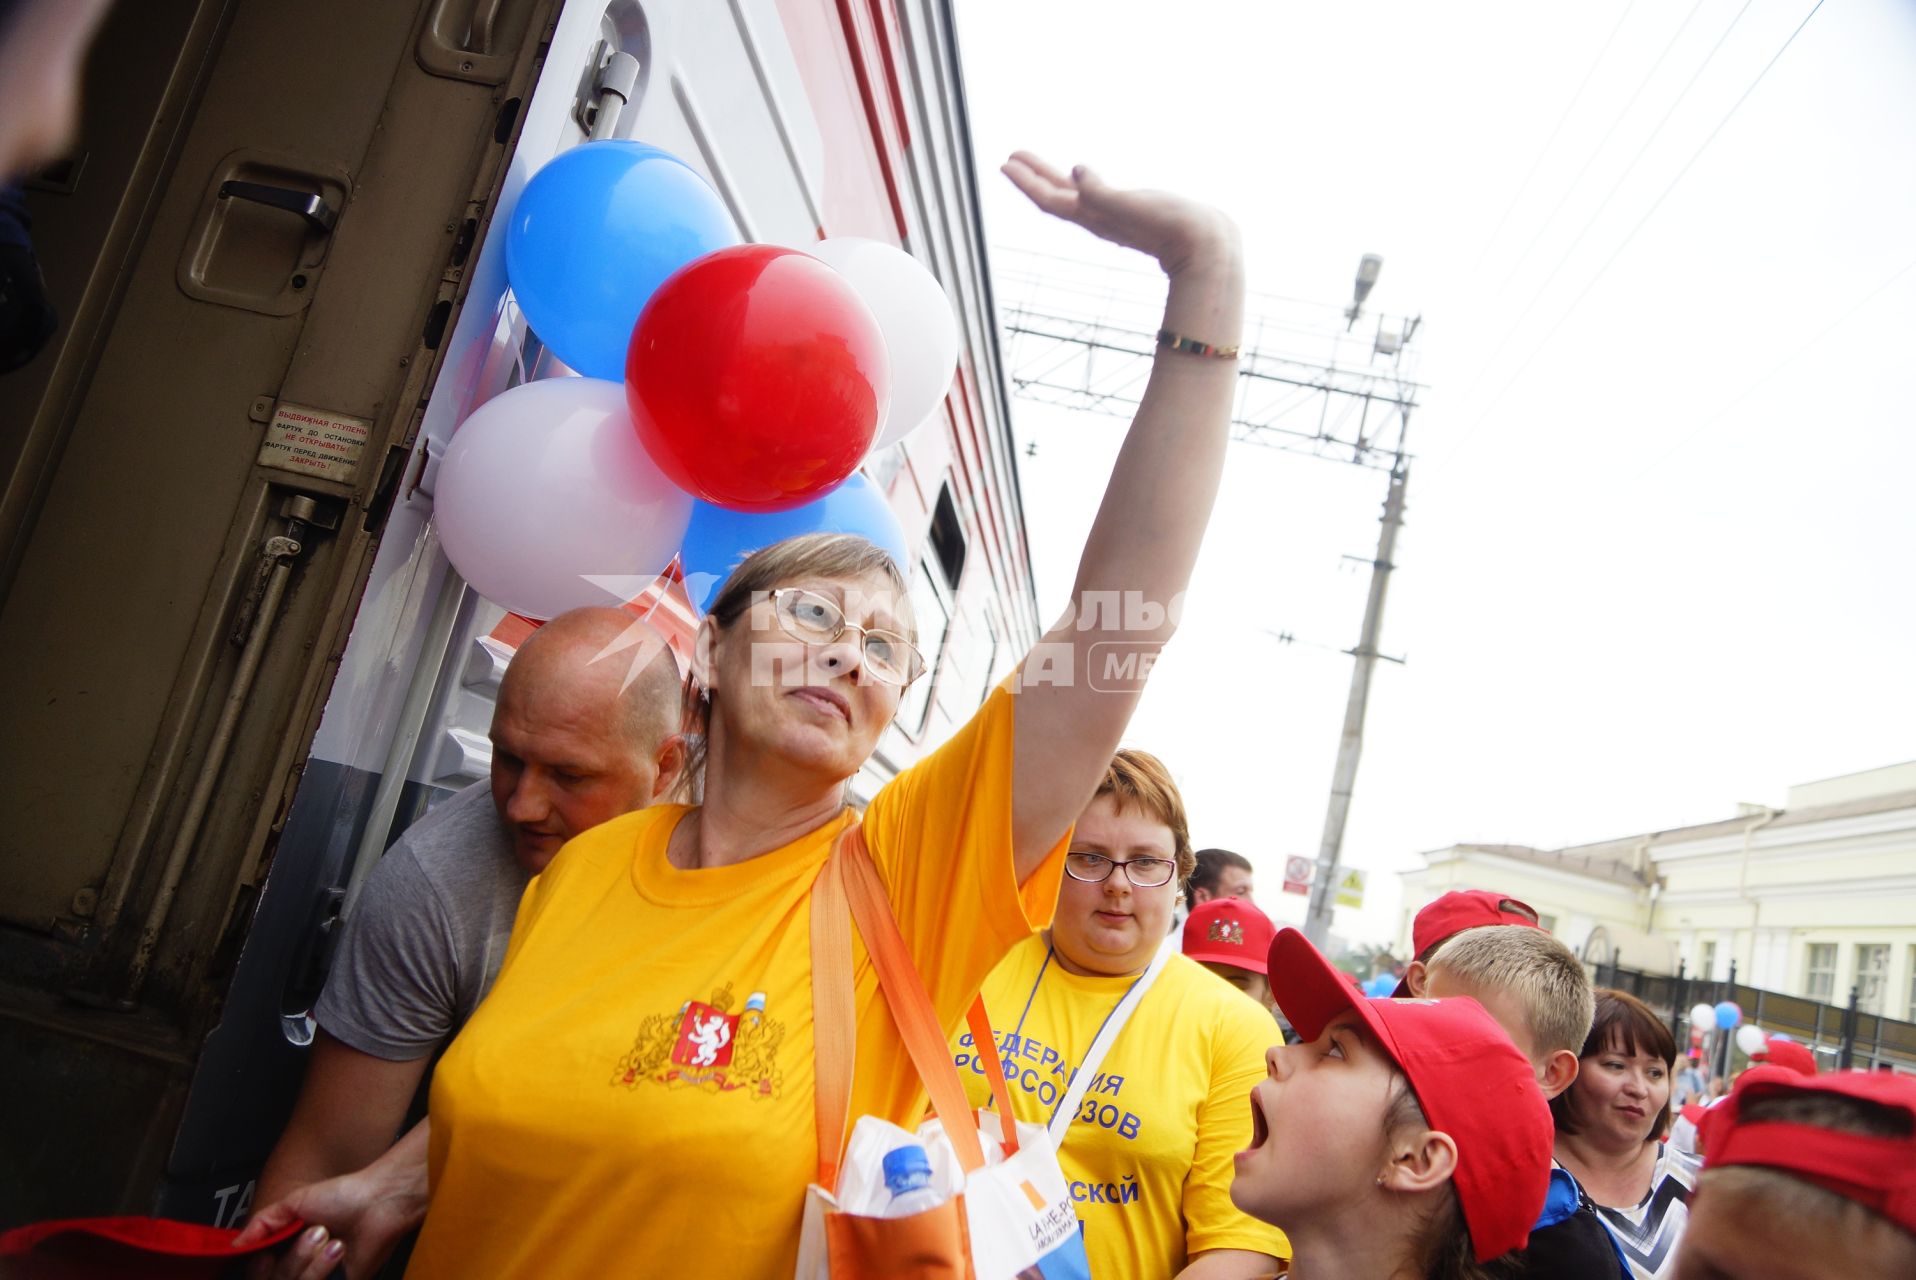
1398, 762, 1916, 1020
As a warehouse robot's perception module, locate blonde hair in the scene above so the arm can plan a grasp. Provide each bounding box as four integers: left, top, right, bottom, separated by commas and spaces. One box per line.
1426, 926, 1594, 1059
675, 533, 911, 798
1094, 749, 1195, 882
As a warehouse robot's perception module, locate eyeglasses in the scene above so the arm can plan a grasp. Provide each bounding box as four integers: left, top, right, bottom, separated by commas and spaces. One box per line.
768, 588, 926, 687
1063, 852, 1178, 889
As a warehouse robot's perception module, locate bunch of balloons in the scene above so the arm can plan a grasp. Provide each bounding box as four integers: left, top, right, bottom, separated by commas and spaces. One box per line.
435, 141, 957, 619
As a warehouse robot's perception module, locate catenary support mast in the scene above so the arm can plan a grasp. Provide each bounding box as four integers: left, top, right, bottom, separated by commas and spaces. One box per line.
1304, 453, 1408, 944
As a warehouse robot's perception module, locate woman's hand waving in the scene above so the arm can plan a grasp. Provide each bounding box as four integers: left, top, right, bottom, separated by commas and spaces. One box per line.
1000, 152, 1238, 277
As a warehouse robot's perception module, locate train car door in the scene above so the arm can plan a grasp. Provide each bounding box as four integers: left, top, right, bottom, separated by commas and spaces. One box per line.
0, 0, 560, 1226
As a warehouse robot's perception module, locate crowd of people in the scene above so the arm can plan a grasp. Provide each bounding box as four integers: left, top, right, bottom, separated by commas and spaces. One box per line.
219, 158, 1916, 1280
4, 9, 1909, 1278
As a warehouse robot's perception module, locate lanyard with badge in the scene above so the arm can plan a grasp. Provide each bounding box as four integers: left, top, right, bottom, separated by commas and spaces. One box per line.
1010, 934, 1179, 1147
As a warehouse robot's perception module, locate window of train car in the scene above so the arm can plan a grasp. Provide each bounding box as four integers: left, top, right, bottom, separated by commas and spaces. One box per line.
975, 601, 1002, 708
896, 561, 951, 735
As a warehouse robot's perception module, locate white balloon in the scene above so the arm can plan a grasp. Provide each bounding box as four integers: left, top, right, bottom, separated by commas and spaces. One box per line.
1689, 1002, 1716, 1028
1735, 1024, 1768, 1057
436, 377, 692, 620
808, 236, 958, 449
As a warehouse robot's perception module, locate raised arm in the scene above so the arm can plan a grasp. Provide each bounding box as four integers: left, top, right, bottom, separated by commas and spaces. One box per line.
1007, 154, 1243, 881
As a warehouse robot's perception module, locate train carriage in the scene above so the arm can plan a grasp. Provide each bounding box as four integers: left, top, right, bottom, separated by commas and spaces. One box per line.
0, 0, 1034, 1227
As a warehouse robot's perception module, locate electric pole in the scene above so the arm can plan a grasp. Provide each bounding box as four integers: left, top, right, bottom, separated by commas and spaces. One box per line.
1303, 453, 1409, 944
995, 247, 1422, 945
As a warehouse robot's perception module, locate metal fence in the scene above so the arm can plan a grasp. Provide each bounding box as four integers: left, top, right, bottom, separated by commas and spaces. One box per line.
1590, 959, 1916, 1074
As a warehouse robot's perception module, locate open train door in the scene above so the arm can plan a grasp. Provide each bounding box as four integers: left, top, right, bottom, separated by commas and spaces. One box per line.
0, 0, 570, 1226
0, 0, 1029, 1231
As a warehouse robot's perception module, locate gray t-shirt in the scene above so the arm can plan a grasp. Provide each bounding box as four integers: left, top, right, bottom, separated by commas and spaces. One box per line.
315, 781, 530, 1061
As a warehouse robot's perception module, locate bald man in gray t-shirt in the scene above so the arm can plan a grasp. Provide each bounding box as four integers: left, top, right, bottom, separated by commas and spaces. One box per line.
315, 782, 525, 1060
258, 609, 683, 1217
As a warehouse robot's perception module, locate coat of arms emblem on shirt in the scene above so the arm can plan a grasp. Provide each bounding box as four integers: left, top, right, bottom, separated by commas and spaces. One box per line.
612, 982, 784, 1098
1207, 919, 1245, 946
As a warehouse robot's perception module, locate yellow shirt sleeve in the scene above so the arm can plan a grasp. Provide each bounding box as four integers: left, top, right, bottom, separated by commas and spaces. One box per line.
860, 682, 1068, 1030
1182, 993, 1292, 1261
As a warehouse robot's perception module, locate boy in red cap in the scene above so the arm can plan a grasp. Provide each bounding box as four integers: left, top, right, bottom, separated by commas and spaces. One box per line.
1395, 888, 1542, 997
1233, 928, 1554, 1278
1183, 896, 1277, 1009
1674, 1070, 1916, 1279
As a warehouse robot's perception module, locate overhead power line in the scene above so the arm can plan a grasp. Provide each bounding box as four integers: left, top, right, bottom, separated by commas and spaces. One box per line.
1432, 0, 1828, 476
1476, 0, 1755, 376
1628, 253, 1916, 482
1471, 0, 1640, 273
1490, 0, 1709, 301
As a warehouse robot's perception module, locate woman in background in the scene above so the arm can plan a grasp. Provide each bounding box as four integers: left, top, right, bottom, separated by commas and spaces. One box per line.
1552, 989, 1700, 1280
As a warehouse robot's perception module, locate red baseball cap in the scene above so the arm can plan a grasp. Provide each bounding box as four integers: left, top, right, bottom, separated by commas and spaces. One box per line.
1699, 1070, 1916, 1236
1410, 890, 1542, 960
1183, 898, 1277, 974
1750, 1037, 1818, 1077
0, 1215, 304, 1278
1266, 928, 1552, 1262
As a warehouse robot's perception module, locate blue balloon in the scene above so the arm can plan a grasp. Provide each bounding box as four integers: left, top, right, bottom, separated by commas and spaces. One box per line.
1363, 974, 1398, 998
1713, 1000, 1742, 1029
679, 473, 910, 611
506, 141, 738, 380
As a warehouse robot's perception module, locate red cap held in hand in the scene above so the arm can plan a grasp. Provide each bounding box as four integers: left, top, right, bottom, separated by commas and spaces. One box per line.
0, 1215, 304, 1278
1267, 927, 1553, 1263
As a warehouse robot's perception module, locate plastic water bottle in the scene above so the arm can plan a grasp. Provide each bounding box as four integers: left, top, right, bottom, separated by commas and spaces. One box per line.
880, 1144, 943, 1217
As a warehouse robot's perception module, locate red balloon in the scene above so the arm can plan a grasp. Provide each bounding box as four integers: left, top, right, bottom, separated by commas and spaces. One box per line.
625, 245, 890, 512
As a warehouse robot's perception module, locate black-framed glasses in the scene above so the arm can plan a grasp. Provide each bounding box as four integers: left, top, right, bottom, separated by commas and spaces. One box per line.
1063, 852, 1178, 889
768, 588, 926, 687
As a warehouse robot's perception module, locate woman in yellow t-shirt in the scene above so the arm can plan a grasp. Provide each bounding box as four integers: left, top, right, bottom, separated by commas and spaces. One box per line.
956, 750, 1289, 1279
244, 153, 1245, 1279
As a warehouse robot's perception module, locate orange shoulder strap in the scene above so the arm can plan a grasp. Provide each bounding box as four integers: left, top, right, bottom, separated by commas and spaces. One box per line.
810, 832, 857, 1191
965, 998, 1020, 1156
837, 826, 987, 1172
811, 822, 1022, 1186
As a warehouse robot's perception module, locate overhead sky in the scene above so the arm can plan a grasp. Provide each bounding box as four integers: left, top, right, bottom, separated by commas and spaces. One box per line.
956, 0, 1916, 946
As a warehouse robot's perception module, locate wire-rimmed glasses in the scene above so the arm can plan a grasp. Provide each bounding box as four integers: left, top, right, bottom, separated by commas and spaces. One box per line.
768, 587, 926, 687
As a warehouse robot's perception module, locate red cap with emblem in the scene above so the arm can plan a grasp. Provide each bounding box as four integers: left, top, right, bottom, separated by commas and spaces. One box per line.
1266, 927, 1553, 1262
1699, 1070, 1916, 1236
1182, 898, 1276, 974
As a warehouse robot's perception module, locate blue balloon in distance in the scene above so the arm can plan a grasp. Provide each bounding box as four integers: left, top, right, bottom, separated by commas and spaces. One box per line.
506, 141, 738, 380
679, 472, 911, 612
1713, 1000, 1742, 1029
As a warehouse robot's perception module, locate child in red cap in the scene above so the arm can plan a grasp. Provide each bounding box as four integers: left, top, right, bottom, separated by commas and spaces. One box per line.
1674, 1070, 1916, 1279
1234, 928, 1555, 1278
1396, 889, 1542, 997
1183, 896, 1277, 1009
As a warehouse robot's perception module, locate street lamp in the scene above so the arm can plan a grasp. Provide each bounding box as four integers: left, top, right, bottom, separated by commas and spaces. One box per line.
1345, 253, 1383, 331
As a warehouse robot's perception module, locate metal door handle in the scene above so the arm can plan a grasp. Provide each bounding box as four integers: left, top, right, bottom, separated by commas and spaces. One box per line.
218, 180, 338, 234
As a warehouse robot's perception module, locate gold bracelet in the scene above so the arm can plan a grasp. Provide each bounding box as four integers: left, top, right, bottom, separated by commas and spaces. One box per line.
1156, 328, 1240, 360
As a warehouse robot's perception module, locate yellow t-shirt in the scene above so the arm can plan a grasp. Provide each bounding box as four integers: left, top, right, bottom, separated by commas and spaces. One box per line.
955, 937, 1290, 1277
408, 685, 1066, 1278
